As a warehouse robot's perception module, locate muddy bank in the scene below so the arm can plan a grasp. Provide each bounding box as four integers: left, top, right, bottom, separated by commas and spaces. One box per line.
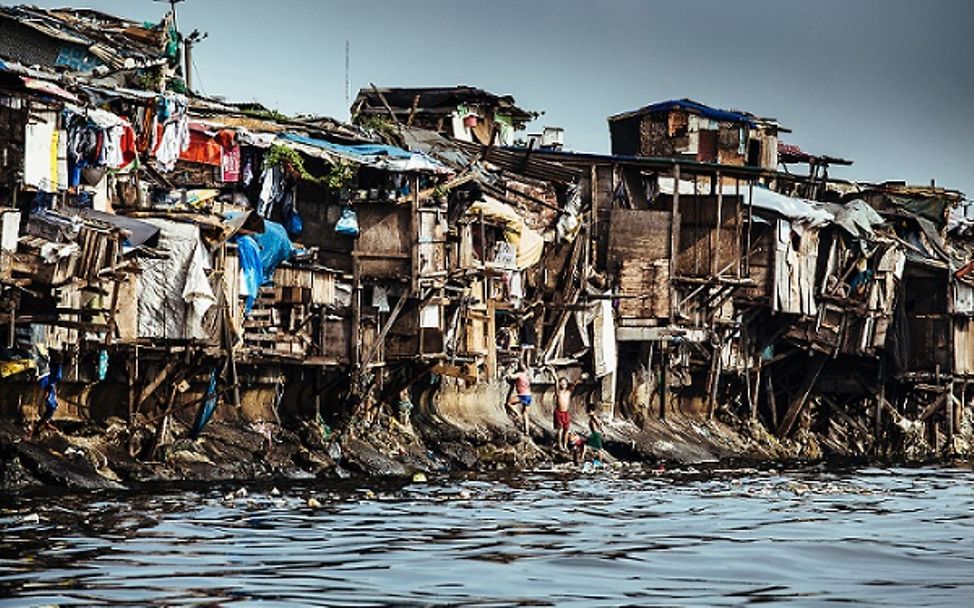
4, 376, 967, 493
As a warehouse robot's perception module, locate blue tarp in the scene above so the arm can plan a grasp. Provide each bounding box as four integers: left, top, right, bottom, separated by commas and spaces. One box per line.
252, 219, 294, 279
280, 133, 413, 159
618, 98, 756, 126
228, 215, 293, 312
236, 235, 262, 313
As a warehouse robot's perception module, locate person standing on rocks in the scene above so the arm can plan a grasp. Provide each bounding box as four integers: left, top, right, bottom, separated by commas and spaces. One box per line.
554, 373, 588, 452
507, 365, 533, 434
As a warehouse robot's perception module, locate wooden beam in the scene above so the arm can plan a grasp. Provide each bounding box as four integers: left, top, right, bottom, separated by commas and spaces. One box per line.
361, 290, 409, 369
777, 352, 827, 437
918, 391, 948, 422
135, 359, 177, 414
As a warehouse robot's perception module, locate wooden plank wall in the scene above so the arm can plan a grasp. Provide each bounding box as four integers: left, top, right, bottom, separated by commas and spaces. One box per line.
608, 209, 672, 319
355, 204, 411, 278
675, 194, 741, 279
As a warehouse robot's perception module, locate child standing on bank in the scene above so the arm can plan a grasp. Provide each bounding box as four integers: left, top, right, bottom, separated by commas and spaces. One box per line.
553, 373, 588, 452
507, 365, 533, 434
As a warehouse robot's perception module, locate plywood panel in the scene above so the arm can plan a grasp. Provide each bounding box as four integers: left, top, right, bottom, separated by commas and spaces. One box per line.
607, 209, 671, 266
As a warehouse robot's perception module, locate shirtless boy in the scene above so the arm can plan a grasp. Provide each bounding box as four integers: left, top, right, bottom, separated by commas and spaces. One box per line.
507, 366, 533, 434
553, 373, 588, 451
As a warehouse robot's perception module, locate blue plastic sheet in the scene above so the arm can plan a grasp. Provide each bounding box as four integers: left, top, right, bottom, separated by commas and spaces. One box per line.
236, 235, 263, 313
252, 219, 294, 279
228, 215, 294, 312
280, 133, 412, 159
189, 368, 219, 440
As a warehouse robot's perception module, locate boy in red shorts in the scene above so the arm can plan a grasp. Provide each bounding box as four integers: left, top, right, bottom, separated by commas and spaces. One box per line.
553, 373, 588, 451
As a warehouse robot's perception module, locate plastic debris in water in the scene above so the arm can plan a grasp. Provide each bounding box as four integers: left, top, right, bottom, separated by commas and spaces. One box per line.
412, 472, 427, 483
235, 488, 248, 498
20, 513, 40, 524
307, 497, 322, 509
270, 487, 281, 497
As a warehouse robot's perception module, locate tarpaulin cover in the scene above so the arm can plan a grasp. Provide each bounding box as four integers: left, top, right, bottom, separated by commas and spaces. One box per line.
136, 219, 216, 339
251, 219, 293, 279
227, 214, 293, 312
613, 98, 756, 126
236, 234, 262, 313
466, 198, 545, 269
887, 194, 951, 226
821, 199, 884, 239
278, 132, 448, 173
729, 185, 834, 227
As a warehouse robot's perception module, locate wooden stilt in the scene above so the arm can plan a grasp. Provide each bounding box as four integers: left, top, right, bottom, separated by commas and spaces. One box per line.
778, 353, 826, 436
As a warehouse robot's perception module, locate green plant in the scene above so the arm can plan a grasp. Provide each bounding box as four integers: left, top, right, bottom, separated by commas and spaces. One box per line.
325, 160, 355, 192
264, 145, 355, 191
242, 107, 291, 122
134, 70, 161, 91
357, 115, 396, 138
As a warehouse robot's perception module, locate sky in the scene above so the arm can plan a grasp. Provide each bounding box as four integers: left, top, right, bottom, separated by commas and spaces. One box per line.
21, 0, 974, 197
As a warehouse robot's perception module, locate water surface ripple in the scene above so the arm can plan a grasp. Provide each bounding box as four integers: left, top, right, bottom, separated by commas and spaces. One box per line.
1, 466, 972, 606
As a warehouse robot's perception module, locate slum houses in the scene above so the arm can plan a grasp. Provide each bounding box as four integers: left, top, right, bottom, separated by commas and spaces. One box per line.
522, 98, 971, 456
0, 4, 970, 462
0, 7, 591, 455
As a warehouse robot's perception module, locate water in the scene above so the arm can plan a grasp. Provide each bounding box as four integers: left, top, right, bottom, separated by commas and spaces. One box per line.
2, 465, 973, 607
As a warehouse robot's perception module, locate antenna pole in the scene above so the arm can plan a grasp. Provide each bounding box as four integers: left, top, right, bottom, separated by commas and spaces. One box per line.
345, 40, 350, 117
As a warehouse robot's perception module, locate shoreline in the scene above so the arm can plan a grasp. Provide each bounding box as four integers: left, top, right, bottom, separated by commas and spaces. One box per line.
2, 396, 966, 493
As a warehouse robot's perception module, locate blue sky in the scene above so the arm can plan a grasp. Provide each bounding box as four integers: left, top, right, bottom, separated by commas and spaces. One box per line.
22, 0, 974, 197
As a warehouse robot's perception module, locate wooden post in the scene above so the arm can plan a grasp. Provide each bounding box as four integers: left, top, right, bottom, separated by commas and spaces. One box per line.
646, 342, 654, 412
127, 353, 137, 424
670, 164, 681, 320
105, 236, 120, 346
692, 173, 700, 277
362, 290, 408, 368
959, 383, 968, 439
351, 257, 362, 377
713, 171, 723, 278
7, 301, 13, 349
876, 354, 886, 449
590, 164, 598, 271
486, 299, 497, 381
745, 180, 754, 276
411, 175, 420, 293
659, 343, 668, 421
946, 379, 955, 440
707, 339, 722, 420
735, 178, 743, 278
135, 359, 178, 416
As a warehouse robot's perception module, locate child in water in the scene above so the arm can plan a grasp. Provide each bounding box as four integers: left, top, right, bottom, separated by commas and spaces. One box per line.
573, 407, 605, 465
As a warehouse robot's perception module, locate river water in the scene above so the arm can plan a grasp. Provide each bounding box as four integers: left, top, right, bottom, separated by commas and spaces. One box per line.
1, 465, 973, 606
